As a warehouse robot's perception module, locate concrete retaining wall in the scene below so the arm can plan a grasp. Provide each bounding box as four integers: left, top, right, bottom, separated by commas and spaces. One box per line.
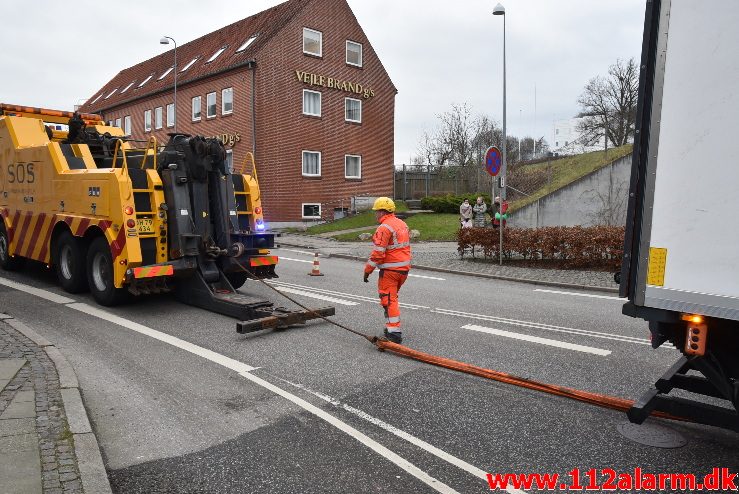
509, 155, 632, 228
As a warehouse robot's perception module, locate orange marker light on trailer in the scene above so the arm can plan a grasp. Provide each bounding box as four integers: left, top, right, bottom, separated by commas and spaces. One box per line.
254, 207, 262, 215
681, 314, 704, 324
124, 206, 134, 215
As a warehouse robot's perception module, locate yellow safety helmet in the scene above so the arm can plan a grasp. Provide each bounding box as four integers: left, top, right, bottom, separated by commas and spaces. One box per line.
372, 197, 396, 212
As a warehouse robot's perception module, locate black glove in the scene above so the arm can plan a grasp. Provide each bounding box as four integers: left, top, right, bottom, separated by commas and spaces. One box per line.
363, 272, 370, 283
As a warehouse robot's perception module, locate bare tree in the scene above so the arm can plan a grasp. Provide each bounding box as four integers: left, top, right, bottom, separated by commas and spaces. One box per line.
577, 58, 638, 149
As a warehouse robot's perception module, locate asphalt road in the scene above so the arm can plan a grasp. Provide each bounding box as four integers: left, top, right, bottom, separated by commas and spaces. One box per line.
0, 248, 737, 493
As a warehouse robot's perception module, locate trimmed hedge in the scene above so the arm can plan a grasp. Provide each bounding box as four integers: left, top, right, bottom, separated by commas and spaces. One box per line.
421, 193, 492, 214
456, 225, 625, 270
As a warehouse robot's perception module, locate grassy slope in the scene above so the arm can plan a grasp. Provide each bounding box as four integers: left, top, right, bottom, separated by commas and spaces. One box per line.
508, 144, 632, 212
333, 213, 460, 242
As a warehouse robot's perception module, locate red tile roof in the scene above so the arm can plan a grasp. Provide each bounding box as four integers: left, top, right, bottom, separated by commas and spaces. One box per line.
80, 0, 310, 113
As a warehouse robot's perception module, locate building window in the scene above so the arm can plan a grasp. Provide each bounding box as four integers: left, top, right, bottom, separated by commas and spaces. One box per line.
90, 94, 103, 105
345, 155, 361, 179
206, 46, 226, 63
138, 74, 153, 88
105, 88, 118, 99
302, 203, 321, 219
155, 107, 163, 129
181, 57, 199, 72
121, 81, 134, 94
166, 103, 175, 128
302, 151, 321, 177
345, 98, 362, 123
115, 117, 121, 128
236, 35, 258, 53
222, 88, 233, 115
302, 90, 321, 117
144, 110, 152, 132
192, 96, 201, 121
346, 41, 362, 67
303, 28, 322, 57
124, 116, 131, 136
158, 67, 174, 80
225, 150, 233, 174
207, 92, 216, 118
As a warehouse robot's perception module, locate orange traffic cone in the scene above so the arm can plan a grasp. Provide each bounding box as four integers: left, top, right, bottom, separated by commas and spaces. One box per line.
308, 252, 324, 276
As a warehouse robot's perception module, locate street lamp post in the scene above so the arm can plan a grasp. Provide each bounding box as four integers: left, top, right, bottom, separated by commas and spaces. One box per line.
160, 36, 177, 132
493, 2, 506, 265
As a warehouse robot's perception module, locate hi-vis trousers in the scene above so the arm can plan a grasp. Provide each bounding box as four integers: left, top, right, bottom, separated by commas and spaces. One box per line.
378, 269, 408, 333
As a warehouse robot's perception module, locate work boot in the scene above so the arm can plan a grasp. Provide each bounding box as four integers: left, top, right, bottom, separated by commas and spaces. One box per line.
383, 329, 402, 344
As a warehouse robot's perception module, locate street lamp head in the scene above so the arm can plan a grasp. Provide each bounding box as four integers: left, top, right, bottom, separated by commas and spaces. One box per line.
493, 3, 505, 15
160, 37, 170, 45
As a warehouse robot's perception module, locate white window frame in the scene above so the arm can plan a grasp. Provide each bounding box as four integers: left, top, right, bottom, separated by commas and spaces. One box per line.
225, 149, 233, 174
345, 98, 362, 123
90, 94, 103, 105
123, 116, 131, 136
155, 107, 163, 129
206, 46, 226, 63
346, 40, 363, 67
158, 66, 174, 80
181, 57, 199, 72
222, 87, 233, 115
302, 90, 322, 117
206, 92, 217, 118
192, 96, 201, 121
166, 103, 175, 128
344, 154, 362, 179
121, 81, 134, 94
105, 88, 118, 99
144, 110, 152, 132
302, 203, 322, 219
236, 35, 258, 53
303, 28, 322, 57
138, 74, 153, 88
301, 150, 321, 177
114, 117, 121, 128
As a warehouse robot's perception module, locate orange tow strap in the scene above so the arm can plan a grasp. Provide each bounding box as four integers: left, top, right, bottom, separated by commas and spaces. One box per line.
238, 263, 687, 423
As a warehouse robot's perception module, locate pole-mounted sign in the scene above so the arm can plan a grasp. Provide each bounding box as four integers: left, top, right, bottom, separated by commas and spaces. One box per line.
484, 146, 502, 177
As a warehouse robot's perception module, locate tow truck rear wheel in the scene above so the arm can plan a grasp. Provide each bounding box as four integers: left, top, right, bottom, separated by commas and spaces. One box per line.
54, 231, 88, 293
225, 272, 248, 290
0, 223, 24, 271
87, 237, 128, 306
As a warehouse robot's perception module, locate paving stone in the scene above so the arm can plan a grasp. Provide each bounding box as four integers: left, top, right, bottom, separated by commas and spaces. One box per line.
0, 359, 26, 381
59, 472, 78, 482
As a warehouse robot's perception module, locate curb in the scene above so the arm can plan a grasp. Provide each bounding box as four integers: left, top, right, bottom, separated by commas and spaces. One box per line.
3, 316, 113, 494
278, 241, 619, 295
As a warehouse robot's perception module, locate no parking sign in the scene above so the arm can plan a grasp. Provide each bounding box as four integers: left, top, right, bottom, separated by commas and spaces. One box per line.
484, 146, 502, 177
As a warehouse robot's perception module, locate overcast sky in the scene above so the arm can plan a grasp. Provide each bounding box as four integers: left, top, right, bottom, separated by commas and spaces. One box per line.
1, 0, 645, 165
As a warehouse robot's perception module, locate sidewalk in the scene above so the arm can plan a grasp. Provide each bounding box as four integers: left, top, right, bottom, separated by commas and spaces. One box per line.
0, 314, 111, 494
276, 232, 619, 293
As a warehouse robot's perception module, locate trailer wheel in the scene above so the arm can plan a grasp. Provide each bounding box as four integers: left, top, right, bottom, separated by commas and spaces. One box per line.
226, 272, 248, 290
87, 237, 128, 306
54, 231, 88, 293
0, 224, 24, 271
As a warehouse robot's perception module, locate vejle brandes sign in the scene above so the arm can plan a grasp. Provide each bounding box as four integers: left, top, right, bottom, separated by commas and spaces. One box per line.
295, 70, 375, 99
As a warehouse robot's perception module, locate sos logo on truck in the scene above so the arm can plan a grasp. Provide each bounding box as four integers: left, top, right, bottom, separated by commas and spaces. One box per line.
2, 163, 36, 184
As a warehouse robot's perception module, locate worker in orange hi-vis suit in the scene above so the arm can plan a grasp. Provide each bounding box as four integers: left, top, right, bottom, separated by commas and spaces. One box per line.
363, 197, 411, 344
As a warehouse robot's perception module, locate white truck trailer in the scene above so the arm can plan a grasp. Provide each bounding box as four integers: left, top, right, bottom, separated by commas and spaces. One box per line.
621, 0, 739, 431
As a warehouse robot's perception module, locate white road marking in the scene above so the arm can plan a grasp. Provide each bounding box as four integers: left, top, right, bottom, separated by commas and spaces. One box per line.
462, 324, 612, 356
55, 304, 456, 493
273, 287, 360, 306
534, 289, 623, 301
408, 274, 446, 281
434, 308, 651, 346
277, 248, 316, 256
0, 277, 75, 304
268, 281, 431, 310
277, 256, 314, 264
277, 378, 526, 494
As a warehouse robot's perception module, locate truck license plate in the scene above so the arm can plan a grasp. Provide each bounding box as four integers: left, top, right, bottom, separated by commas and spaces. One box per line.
136, 218, 154, 233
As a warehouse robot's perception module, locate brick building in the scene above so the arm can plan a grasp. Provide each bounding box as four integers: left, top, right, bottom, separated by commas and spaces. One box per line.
79, 0, 396, 225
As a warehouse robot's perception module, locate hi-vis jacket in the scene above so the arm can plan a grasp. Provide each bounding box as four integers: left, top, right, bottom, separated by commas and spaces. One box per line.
364, 214, 412, 274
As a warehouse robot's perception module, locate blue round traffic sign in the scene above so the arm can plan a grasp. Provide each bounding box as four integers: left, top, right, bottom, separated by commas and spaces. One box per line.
484, 146, 502, 177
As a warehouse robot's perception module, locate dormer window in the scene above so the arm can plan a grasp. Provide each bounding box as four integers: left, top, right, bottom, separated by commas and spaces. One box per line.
206, 46, 226, 63
158, 67, 173, 80
121, 81, 135, 94
236, 35, 258, 53
180, 57, 199, 72
138, 74, 153, 88
105, 88, 118, 99
90, 93, 103, 105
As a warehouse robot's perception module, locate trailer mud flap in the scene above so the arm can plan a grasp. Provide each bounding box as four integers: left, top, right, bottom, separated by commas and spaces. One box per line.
237, 306, 336, 334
